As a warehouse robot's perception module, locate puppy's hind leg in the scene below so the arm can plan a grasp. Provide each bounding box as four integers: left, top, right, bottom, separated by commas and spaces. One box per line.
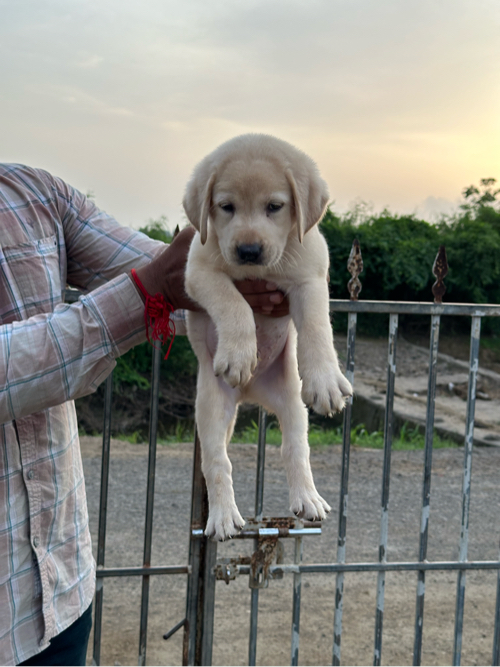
248, 334, 331, 521
195, 359, 245, 541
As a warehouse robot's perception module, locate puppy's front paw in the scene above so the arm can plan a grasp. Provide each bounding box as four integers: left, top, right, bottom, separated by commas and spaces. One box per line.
301, 368, 352, 416
213, 336, 258, 387
289, 488, 331, 522
205, 504, 246, 541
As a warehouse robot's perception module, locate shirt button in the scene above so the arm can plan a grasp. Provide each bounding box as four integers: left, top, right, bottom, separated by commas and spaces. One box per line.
27, 469, 35, 480
33, 537, 40, 549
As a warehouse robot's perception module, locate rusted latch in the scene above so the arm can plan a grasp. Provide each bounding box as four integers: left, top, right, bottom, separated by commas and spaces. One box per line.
249, 536, 284, 589
213, 518, 321, 587
215, 557, 250, 585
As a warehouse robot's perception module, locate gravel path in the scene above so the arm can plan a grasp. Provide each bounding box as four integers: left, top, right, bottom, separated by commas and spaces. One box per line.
82, 435, 500, 666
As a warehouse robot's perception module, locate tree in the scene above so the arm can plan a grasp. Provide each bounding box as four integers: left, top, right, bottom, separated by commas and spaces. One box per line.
461, 178, 500, 214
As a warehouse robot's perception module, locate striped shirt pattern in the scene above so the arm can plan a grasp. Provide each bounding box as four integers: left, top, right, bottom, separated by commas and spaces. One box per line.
0, 164, 165, 665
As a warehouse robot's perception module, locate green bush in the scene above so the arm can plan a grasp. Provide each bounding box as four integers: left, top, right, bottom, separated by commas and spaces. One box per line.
321, 182, 500, 336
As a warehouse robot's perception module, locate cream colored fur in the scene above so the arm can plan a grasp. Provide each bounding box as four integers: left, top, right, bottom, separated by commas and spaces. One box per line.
183, 134, 352, 541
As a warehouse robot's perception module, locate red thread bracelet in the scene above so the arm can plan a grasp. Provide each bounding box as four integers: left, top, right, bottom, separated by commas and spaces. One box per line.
131, 268, 176, 360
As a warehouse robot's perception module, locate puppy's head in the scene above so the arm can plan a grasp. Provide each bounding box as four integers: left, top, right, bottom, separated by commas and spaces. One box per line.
183, 134, 329, 267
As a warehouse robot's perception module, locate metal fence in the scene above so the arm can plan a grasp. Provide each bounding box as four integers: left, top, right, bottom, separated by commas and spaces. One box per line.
81, 242, 500, 666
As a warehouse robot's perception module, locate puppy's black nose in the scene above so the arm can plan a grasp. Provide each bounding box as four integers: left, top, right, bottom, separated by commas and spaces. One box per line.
237, 243, 263, 264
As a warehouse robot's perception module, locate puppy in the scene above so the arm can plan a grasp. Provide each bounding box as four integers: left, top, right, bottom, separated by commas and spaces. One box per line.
183, 134, 352, 541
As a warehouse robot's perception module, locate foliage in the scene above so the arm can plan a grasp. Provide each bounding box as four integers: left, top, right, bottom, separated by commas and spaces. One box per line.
138, 217, 173, 243
322, 210, 441, 303
232, 420, 458, 450
460, 178, 500, 219
321, 179, 500, 335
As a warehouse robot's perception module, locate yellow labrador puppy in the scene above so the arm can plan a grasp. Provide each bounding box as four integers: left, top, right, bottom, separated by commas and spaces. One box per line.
183, 134, 352, 540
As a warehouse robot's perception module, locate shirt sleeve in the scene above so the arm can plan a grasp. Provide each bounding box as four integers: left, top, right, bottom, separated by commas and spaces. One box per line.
0, 273, 149, 424
39, 170, 165, 290
0, 169, 173, 424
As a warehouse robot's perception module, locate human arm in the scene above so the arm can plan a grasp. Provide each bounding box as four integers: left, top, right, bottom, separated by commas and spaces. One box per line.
0, 166, 161, 423
0, 274, 148, 424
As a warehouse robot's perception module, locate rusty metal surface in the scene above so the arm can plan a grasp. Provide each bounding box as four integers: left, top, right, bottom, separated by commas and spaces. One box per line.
249, 537, 285, 589
432, 245, 449, 303
192, 516, 322, 541
347, 238, 364, 300
215, 557, 251, 584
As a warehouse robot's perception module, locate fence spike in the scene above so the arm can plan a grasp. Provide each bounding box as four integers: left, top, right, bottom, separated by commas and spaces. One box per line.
432, 245, 448, 303
347, 239, 364, 301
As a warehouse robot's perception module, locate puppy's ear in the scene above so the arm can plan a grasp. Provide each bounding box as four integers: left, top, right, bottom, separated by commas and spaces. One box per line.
285, 169, 305, 243
183, 170, 217, 245
286, 168, 329, 243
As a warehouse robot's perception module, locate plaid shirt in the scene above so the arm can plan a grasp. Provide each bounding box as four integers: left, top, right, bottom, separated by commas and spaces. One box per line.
0, 164, 166, 665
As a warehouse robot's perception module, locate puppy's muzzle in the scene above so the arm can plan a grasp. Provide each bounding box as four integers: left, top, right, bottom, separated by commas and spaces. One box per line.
236, 243, 264, 265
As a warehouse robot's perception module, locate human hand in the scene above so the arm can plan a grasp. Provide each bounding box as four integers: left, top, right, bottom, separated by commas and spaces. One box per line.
234, 279, 289, 317
132, 226, 199, 312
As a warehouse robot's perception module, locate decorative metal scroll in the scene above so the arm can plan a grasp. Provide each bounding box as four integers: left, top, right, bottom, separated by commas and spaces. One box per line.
347, 239, 364, 301
432, 245, 448, 304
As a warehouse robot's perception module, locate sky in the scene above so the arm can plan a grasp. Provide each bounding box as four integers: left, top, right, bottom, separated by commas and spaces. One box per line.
1, 0, 499, 230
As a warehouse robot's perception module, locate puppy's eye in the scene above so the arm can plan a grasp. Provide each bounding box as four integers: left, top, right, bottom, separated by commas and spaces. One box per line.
219, 203, 235, 214
267, 202, 284, 214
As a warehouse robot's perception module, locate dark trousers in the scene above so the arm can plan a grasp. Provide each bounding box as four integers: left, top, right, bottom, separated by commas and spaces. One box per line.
19, 604, 92, 666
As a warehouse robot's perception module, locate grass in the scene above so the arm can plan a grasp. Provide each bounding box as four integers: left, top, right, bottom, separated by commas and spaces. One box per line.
107, 420, 459, 450
233, 420, 458, 450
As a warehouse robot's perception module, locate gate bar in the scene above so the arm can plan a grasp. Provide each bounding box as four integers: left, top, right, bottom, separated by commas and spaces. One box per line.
92, 372, 113, 666
184, 431, 213, 666
413, 314, 441, 665
249, 407, 267, 666
138, 345, 162, 666
291, 536, 303, 666
200, 540, 218, 666
453, 316, 481, 666
97, 565, 190, 577
330, 300, 500, 317
332, 311, 357, 666
232, 560, 500, 575
493, 544, 500, 666
374, 313, 399, 666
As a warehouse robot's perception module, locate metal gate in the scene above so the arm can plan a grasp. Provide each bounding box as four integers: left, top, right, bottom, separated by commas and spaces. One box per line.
84, 242, 500, 666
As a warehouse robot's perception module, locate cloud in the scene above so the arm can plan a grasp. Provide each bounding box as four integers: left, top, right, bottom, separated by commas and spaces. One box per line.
54, 86, 134, 117
75, 55, 104, 69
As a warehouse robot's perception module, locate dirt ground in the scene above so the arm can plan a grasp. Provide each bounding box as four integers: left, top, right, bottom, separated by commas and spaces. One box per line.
81, 432, 500, 667
334, 332, 500, 448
